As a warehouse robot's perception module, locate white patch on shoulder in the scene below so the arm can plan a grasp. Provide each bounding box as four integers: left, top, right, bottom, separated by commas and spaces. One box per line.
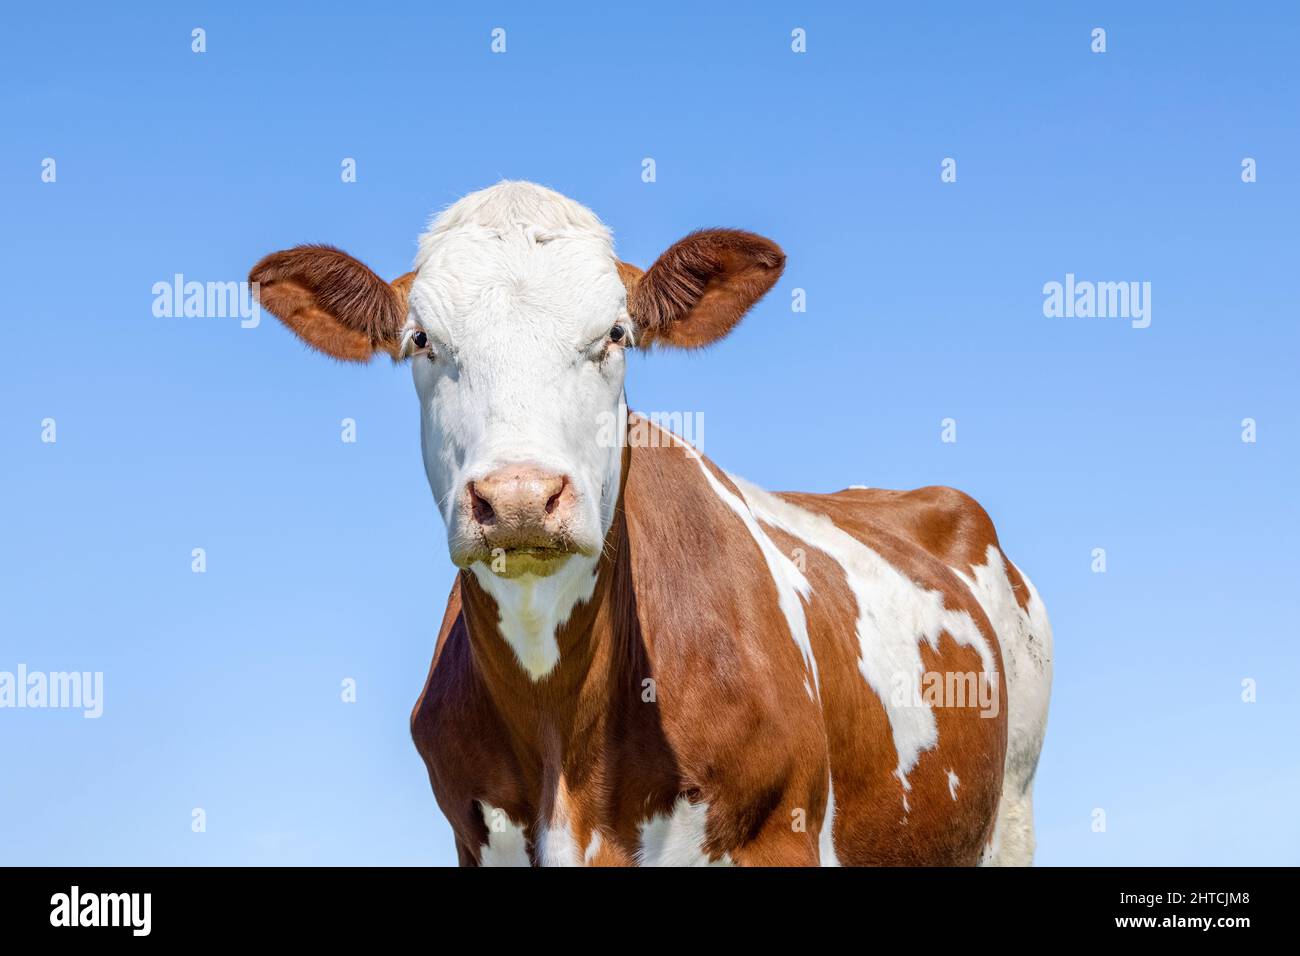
477, 801, 531, 867
470, 554, 599, 680
637, 797, 734, 867
847, 484, 871, 490
947, 769, 960, 800
646, 421, 818, 699
727, 476, 999, 794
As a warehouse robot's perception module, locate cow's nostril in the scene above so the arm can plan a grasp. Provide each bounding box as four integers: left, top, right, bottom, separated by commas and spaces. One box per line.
545, 477, 567, 516
469, 482, 496, 524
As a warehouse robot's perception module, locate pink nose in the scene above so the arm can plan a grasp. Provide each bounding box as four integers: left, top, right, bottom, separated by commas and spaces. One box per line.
466, 465, 575, 547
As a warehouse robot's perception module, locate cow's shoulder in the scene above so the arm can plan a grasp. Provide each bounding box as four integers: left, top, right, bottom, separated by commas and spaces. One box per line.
620, 438, 824, 703
410, 578, 531, 854
620, 440, 831, 856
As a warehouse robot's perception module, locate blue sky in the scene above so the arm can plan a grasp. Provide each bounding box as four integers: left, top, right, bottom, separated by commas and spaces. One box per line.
1, 1, 1296, 865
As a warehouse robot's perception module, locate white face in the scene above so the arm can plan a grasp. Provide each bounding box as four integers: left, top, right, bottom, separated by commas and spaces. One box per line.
402, 184, 630, 578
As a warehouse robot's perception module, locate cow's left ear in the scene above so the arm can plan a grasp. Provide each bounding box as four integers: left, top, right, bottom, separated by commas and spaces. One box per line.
249, 244, 415, 363
620, 229, 785, 349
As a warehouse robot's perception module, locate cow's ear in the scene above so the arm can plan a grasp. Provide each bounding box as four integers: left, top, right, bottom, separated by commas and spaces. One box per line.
621, 229, 784, 349
249, 245, 414, 362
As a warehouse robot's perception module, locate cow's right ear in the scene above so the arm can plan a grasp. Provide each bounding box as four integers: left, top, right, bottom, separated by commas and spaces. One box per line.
249, 245, 415, 363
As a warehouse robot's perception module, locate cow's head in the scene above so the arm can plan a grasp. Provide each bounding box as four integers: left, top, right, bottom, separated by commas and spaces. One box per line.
251, 182, 782, 585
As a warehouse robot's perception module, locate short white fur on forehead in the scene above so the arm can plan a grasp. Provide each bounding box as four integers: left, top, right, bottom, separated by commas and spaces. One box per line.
415, 180, 614, 267
407, 181, 625, 351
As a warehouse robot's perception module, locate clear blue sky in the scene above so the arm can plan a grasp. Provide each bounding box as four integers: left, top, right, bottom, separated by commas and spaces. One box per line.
2, 1, 1296, 865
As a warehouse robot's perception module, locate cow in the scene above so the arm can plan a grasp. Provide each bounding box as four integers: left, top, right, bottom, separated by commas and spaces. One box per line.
250, 181, 1052, 866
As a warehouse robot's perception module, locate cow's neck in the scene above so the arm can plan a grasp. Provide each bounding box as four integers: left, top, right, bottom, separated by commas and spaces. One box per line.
457, 440, 637, 760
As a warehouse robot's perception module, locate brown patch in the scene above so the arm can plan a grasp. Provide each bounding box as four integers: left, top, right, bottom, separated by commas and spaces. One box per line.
1002, 558, 1034, 615
249, 244, 413, 362
626, 229, 784, 349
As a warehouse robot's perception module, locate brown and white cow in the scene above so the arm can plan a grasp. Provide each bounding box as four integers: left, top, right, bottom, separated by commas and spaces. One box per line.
250, 181, 1052, 866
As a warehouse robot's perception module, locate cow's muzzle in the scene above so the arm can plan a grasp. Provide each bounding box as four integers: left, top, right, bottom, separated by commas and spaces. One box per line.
452, 464, 586, 577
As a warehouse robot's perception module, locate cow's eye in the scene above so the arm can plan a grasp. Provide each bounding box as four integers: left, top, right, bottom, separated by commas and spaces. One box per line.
608, 325, 626, 343
404, 328, 437, 362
